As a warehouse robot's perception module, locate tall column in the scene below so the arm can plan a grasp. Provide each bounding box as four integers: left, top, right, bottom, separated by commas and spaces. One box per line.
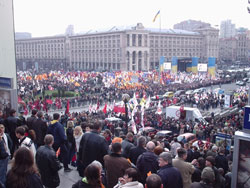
130, 34, 132, 47
135, 51, 138, 71
129, 52, 133, 71
141, 52, 145, 70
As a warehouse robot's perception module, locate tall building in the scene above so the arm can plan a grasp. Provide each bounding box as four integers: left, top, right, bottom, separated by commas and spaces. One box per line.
220, 20, 236, 38
15, 23, 219, 71
173, 20, 211, 31
219, 33, 250, 63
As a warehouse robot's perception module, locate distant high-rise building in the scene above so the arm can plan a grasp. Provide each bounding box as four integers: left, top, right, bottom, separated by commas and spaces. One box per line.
65, 25, 74, 36
15, 32, 32, 39
220, 20, 236, 38
173, 20, 211, 31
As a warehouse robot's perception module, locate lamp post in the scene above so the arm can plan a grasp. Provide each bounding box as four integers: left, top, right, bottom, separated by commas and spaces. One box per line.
122, 94, 130, 125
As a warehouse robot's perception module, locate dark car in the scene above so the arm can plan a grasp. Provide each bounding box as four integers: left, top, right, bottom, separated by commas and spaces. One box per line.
156, 130, 173, 139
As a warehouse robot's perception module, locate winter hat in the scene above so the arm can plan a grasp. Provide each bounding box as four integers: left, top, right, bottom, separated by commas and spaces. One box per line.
201, 167, 215, 182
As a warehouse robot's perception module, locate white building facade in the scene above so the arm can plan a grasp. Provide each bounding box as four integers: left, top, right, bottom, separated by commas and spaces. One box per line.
16, 23, 219, 71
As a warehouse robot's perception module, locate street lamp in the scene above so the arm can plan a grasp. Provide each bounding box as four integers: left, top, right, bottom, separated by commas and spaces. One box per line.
122, 94, 130, 125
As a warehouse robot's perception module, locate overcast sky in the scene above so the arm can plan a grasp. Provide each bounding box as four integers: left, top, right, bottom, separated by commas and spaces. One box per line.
13, 0, 250, 37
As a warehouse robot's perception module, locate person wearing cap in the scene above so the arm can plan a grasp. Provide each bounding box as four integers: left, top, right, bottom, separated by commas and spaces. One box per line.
157, 152, 183, 188
172, 148, 196, 188
205, 156, 223, 188
190, 167, 215, 188
18, 110, 26, 126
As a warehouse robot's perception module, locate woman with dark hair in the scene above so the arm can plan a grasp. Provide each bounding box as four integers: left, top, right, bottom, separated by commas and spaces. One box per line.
72, 163, 102, 188
6, 147, 43, 188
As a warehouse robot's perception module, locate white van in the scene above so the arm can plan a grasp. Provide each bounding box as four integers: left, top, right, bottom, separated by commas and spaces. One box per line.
166, 106, 206, 123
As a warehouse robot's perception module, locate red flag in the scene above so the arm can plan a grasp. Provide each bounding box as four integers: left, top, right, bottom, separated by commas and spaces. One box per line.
65, 100, 70, 115
103, 103, 107, 114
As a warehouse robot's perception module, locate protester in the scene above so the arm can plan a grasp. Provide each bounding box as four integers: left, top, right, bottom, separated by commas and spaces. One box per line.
78, 121, 108, 177
26, 109, 38, 130
114, 168, 143, 188
15, 126, 36, 156
66, 121, 76, 167
157, 152, 183, 188
136, 141, 159, 184
121, 132, 134, 159
104, 142, 131, 188
190, 167, 215, 188
33, 111, 47, 148
74, 126, 83, 155
47, 113, 71, 172
128, 136, 147, 165
145, 174, 163, 188
6, 147, 43, 188
36, 134, 62, 188
172, 148, 196, 188
72, 163, 102, 188
0, 124, 12, 187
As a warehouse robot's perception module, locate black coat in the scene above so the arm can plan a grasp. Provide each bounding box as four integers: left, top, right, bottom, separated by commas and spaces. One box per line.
78, 131, 108, 177
215, 154, 228, 173
36, 145, 61, 187
72, 180, 99, 188
26, 115, 37, 130
33, 118, 47, 147
157, 164, 183, 188
136, 151, 159, 184
128, 146, 146, 165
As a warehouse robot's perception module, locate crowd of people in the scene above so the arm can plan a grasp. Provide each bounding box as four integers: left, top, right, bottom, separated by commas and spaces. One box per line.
0, 69, 248, 188
15, 70, 236, 115
0, 102, 244, 188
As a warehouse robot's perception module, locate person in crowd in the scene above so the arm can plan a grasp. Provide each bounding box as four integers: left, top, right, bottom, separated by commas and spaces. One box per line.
157, 152, 183, 188
184, 143, 193, 162
104, 142, 131, 188
0, 124, 12, 187
0, 110, 4, 125
26, 109, 38, 130
206, 145, 217, 158
47, 113, 71, 172
33, 111, 47, 148
205, 156, 223, 188
4, 109, 20, 157
36, 134, 62, 188
215, 147, 228, 174
128, 136, 147, 165
190, 167, 215, 188
66, 121, 76, 167
154, 146, 164, 156
15, 126, 36, 156
72, 163, 102, 188
103, 129, 112, 145
172, 148, 196, 188
6, 147, 43, 188
136, 141, 159, 184
192, 157, 206, 183
17, 110, 26, 126
74, 126, 83, 155
145, 174, 163, 188
170, 137, 181, 157
114, 168, 143, 188
78, 121, 108, 177
121, 132, 134, 159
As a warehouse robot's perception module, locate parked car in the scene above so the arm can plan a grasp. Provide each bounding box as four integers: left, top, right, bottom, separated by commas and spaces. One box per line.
163, 91, 174, 98
236, 81, 246, 86
139, 127, 157, 137
156, 130, 173, 139
177, 133, 196, 143
185, 90, 194, 95
174, 90, 185, 97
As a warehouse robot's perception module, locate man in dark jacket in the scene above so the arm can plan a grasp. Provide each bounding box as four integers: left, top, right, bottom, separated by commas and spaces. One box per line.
157, 152, 183, 188
78, 121, 109, 177
47, 113, 70, 172
36, 134, 61, 188
215, 147, 228, 174
4, 109, 20, 157
121, 132, 134, 158
128, 136, 147, 165
136, 141, 159, 184
26, 109, 37, 130
33, 111, 47, 148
